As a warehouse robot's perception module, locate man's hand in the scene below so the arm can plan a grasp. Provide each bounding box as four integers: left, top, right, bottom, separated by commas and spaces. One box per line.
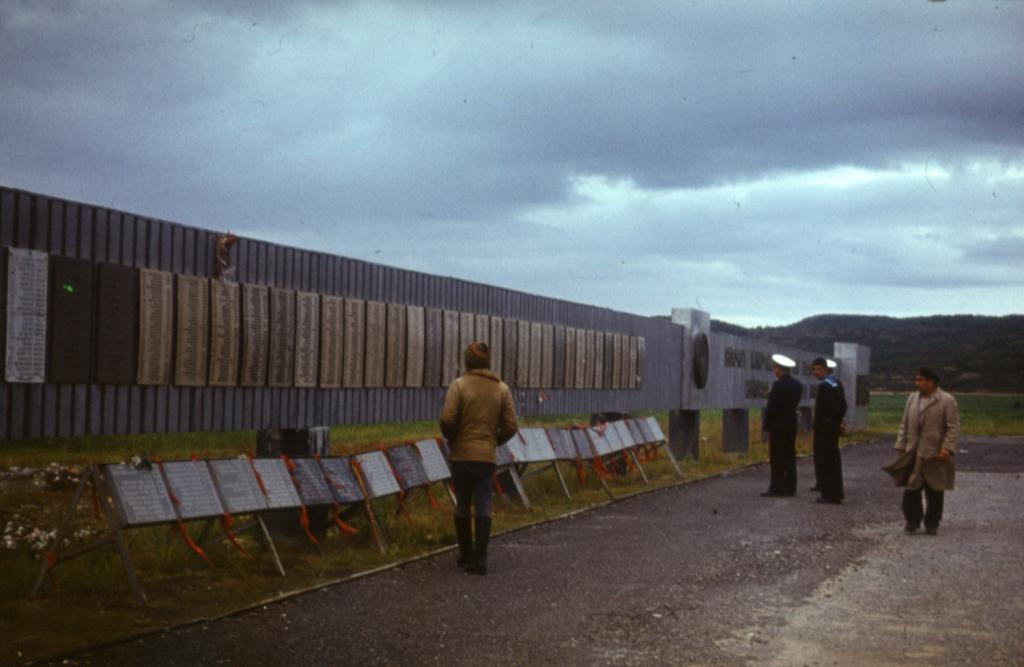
937, 448, 952, 461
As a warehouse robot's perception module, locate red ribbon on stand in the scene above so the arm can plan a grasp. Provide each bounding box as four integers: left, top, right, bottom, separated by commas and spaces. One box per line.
316, 455, 359, 536
155, 458, 213, 566
379, 445, 413, 527
281, 455, 320, 546
220, 511, 253, 558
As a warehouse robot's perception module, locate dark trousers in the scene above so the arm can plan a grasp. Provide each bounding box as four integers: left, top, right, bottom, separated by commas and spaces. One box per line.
902, 482, 944, 530
768, 427, 797, 495
451, 461, 496, 519
814, 427, 844, 501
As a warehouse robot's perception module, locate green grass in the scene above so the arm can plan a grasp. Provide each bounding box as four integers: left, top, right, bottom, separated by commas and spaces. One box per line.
867, 392, 1024, 436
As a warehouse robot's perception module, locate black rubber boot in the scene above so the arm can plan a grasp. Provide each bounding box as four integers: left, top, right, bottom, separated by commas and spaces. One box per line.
454, 516, 473, 569
468, 516, 491, 575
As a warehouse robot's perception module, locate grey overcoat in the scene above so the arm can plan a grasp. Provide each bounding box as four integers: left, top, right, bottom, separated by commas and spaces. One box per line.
882, 388, 960, 491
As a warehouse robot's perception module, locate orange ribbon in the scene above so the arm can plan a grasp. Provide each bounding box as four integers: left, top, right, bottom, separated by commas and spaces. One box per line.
281, 455, 320, 546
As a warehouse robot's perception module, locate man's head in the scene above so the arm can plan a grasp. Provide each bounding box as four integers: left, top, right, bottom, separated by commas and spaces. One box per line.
811, 357, 829, 380
771, 354, 796, 378
915, 367, 940, 396
465, 341, 491, 370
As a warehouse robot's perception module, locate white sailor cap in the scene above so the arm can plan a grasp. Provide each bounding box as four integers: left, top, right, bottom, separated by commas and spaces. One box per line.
826, 359, 838, 369
771, 353, 797, 369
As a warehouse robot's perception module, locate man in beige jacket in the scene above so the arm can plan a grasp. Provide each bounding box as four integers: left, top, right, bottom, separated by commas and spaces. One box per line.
441, 342, 518, 575
884, 368, 960, 535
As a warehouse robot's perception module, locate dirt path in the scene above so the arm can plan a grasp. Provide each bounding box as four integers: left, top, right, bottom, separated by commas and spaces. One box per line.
51, 437, 1024, 666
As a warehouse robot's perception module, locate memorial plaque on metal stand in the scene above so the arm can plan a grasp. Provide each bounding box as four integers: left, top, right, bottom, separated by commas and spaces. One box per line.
475, 314, 490, 347
405, 305, 424, 388
588, 427, 614, 456
502, 318, 518, 387
95, 262, 138, 385
414, 439, 451, 482
612, 420, 635, 449
520, 428, 557, 462
5, 248, 49, 383
625, 419, 647, 447
593, 332, 605, 389
175, 275, 209, 387
603, 424, 626, 453
634, 418, 656, 444
528, 322, 542, 388
517, 320, 531, 388
159, 460, 224, 520
385, 445, 431, 490
385, 303, 407, 388
644, 416, 667, 442
489, 317, 503, 379
137, 268, 173, 385
458, 312, 475, 374
241, 283, 269, 386
319, 457, 364, 504
364, 300, 386, 387
552, 326, 565, 389
48, 255, 93, 383
209, 280, 240, 386
495, 441, 515, 467
208, 459, 269, 514
353, 451, 402, 498
289, 457, 335, 506
250, 458, 302, 508
422, 308, 442, 388
563, 327, 576, 389
574, 328, 587, 389
627, 336, 638, 389
102, 463, 178, 527
441, 310, 459, 385
342, 298, 365, 388
545, 428, 578, 460
571, 429, 595, 459
293, 291, 319, 388
504, 433, 528, 462
268, 288, 296, 387
319, 295, 343, 388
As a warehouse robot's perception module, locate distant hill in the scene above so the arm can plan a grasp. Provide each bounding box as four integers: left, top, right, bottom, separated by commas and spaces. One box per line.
711, 314, 1024, 393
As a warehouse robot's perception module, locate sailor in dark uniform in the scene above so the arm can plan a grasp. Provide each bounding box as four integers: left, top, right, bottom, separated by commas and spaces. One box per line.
812, 357, 847, 504
761, 354, 803, 497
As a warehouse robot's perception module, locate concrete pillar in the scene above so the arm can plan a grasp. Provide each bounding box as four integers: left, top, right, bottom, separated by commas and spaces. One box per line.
668, 409, 700, 460
834, 342, 872, 431
798, 407, 813, 433
722, 409, 750, 454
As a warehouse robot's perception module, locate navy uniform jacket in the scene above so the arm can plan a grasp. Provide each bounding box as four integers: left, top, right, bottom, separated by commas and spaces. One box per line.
814, 375, 847, 430
763, 373, 803, 432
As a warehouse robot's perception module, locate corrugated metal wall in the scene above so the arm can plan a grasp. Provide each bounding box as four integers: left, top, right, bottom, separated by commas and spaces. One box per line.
0, 186, 684, 440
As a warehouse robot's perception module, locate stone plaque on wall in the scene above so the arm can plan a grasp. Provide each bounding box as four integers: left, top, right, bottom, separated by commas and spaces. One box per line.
208, 280, 240, 387
423, 307, 442, 388
405, 305, 424, 388
137, 268, 173, 385
584, 330, 597, 389
593, 332, 605, 389
95, 262, 138, 385
540, 324, 554, 388
475, 314, 490, 347
610, 333, 622, 389
552, 326, 565, 389
364, 300, 386, 387
459, 312, 475, 374
528, 322, 542, 388
636, 337, 645, 389
175, 275, 209, 387
5, 248, 48, 383
517, 319, 531, 388
241, 284, 269, 386
563, 327, 576, 388
574, 327, 586, 389
603, 332, 615, 388
319, 295, 344, 388
385, 303, 407, 388
489, 317, 504, 379
49, 255, 94, 384
503, 318, 518, 388
627, 335, 639, 389
343, 298, 366, 388
268, 288, 295, 387
441, 310, 459, 385
294, 291, 319, 388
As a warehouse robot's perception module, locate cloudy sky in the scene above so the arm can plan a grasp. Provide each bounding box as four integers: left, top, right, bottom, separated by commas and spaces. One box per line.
1, 1, 1021, 326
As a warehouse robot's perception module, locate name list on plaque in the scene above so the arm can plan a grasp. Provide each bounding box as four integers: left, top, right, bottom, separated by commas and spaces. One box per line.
137, 268, 173, 385
5, 248, 48, 383
241, 284, 269, 386
268, 288, 295, 387
293, 291, 320, 388
209, 280, 240, 386
175, 274, 209, 386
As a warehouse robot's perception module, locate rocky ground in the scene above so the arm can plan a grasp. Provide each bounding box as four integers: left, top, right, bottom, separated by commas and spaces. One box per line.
48, 436, 1024, 666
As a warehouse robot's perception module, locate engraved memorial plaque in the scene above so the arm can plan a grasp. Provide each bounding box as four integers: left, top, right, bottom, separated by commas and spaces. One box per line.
95, 262, 138, 385
587, 427, 614, 456
540, 324, 554, 388
354, 451, 402, 498
612, 420, 635, 448
574, 328, 586, 389
504, 433, 527, 462
626, 419, 647, 446
208, 459, 269, 514
241, 284, 269, 386
250, 458, 301, 509
636, 336, 645, 389
268, 288, 296, 387
458, 312, 475, 374
294, 291, 319, 388
475, 314, 490, 347
528, 322, 542, 388
175, 274, 209, 387
103, 463, 177, 527
634, 418, 656, 444
342, 298, 365, 388
405, 305, 425, 388
160, 460, 224, 520
563, 327, 576, 388
289, 457, 335, 506
644, 416, 666, 442
364, 300, 386, 387
385, 445, 430, 490
441, 310, 459, 385
422, 308, 442, 388
414, 439, 451, 482
495, 441, 514, 467
603, 332, 615, 388
386, 303, 407, 388
610, 333, 623, 389
137, 268, 173, 385
585, 330, 597, 389
502, 318, 518, 387
48, 255, 93, 384
489, 317, 503, 379
593, 332, 605, 389
517, 320, 531, 388
571, 429, 595, 459
545, 428, 577, 460
208, 280, 240, 386
552, 326, 565, 389
319, 295, 344, 388
603, 423, 626, 452
520, 428, 557, 462
627, 335, 639, 389
5, 248, 48, 383
319, 457, 364, 504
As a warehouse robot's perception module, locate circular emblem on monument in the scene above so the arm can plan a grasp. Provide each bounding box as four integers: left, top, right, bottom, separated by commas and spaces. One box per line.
692, 332, 710, 389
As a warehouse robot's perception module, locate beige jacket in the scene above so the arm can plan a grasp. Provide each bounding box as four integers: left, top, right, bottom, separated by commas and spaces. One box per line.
440, 369, 518, 464
885, 388, 960, 491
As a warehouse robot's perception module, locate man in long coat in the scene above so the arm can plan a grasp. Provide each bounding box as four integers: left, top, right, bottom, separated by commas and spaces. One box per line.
812, 357, 847, 504
882, 368, 959, 535
762, 354, 803, 497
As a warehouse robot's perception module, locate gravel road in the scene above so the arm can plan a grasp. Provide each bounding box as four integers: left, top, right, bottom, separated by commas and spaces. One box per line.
54, 436, 1024, 666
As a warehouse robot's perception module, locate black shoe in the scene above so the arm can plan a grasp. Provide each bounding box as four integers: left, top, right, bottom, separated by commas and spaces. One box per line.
924, 526, 938, 536
904, 522, 919, 534
454, 516, 473, 569
467, 516, 491, 575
